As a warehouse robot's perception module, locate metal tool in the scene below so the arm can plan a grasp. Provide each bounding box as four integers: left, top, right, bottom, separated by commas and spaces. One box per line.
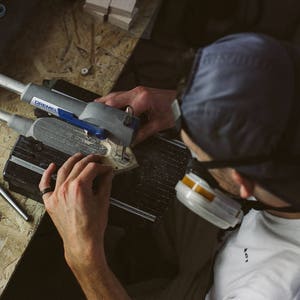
0, 110, 107, 156
121, 106, 134, 161
0, 110, 138, 173
0, 74, 139, 146
0, 184, 29, 221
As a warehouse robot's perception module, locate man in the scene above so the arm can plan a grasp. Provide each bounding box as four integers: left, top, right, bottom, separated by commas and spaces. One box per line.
39, 33, 300, 299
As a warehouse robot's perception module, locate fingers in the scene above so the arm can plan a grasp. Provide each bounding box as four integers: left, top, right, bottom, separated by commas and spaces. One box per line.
133, 128, 150, 145
45, 153, 104, 193
55, 153, 84, 187
39, 162, 56, 201
94, 91, 128, 108
134, 116, 175, 145
133, 122, 160, 144
94, 87, 152, 116
65, 154, 103, 182
77, 163, 113, 192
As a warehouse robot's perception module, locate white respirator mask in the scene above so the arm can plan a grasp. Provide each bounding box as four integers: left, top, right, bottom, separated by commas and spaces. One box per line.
175, 153, 300, 229
175, 153, 244, 229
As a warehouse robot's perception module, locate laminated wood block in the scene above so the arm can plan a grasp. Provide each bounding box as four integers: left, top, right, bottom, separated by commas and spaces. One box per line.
84, 4, 107, 21
85, 0, 111, 14
108, 7, 138, 30
110, 0, 137, 18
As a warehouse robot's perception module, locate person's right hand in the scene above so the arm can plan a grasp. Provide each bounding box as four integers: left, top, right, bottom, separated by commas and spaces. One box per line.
95, 86, 177, 144
39, 153, 113, 271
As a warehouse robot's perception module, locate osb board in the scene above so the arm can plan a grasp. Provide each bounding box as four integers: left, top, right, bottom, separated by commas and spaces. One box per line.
0, 0, 160, 294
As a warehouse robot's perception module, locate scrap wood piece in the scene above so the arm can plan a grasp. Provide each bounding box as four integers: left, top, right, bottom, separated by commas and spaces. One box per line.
110, 0, 137, 18
83, 4, 107, 22
85, 0, 111, 14
108, 7, 138, 30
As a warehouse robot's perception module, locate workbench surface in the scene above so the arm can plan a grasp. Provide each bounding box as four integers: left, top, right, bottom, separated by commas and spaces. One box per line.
0, 0, 159, 294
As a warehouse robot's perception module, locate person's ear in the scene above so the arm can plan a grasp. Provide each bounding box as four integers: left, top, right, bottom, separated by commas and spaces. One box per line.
231, 170, 254, 198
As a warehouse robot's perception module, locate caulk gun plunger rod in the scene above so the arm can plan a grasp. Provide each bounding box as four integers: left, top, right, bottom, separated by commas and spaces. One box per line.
0, 110, 11, 123
0, 74, 26, 95
0, 109, 34, 136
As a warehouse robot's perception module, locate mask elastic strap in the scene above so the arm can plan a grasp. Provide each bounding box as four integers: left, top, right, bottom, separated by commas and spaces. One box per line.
187, 158, 220, 189
191, 154, 300, 169
199, 155, 271, 169
188, 158, 300, 213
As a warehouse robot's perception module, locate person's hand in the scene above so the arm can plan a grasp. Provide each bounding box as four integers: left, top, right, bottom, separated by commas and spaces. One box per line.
39, 153, 113, 271
95, 86, 177, 144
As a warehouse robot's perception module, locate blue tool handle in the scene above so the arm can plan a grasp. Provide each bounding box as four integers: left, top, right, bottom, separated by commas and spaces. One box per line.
58, 109, 107, 139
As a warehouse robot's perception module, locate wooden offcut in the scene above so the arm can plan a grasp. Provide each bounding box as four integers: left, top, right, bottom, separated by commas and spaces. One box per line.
110, 0, 137, 18
109, 8, 138, 30
84, 4, 107, 21
85, 0, 111, 14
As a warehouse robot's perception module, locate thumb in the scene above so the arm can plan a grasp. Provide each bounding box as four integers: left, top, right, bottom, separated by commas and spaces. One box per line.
133, 123, 159, 145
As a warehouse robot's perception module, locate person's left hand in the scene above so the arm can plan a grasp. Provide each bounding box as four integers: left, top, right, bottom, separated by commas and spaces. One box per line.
95, 87, 177, 144
39, 153, 113, 271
